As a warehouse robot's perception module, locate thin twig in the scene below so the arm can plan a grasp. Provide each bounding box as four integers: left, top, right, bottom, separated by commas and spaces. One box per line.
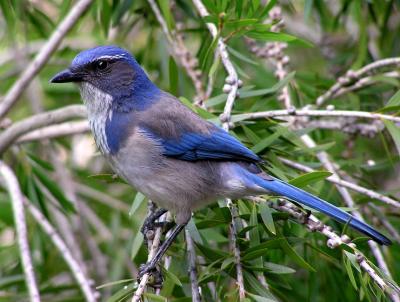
17, 120, 89, 143
23, 198, 99, 302
0, 105, 86, 155
254, 197, 392, 292
227, 199, 246, 301
131, 210, 166, 302
185, 229, 202, 302
232, 109, 400, 123
332, 71, 400, 99
279, 157, 400, 209
0, 0, 93, 119
0, 161, 40, 302
147, 0, 206, 104
192, 0, 240, 130
316, 57, 400, 106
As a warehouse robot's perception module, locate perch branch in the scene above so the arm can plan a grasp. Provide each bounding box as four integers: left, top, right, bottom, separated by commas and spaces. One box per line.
0, 161, 40, 302
0, 0, 93, 119
253, 197, 391, 291
131, 208, 166, 302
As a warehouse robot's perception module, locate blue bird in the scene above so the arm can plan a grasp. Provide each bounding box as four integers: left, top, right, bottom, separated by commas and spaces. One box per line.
51, 45, 391, 279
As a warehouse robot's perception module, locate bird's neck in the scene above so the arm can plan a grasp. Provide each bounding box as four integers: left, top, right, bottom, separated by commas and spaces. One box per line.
112, 72, 162, 113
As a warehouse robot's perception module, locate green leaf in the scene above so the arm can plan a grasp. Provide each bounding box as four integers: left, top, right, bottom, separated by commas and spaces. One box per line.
169, 56, 179, 95
32, 166, 75, 213
130, 232, 143, 260
228, 46, 258, 65
245, 31, 297, 42
385, 89, 400, 107
279, 238, 316, 272
106, 283, 135, 302
383, 120, 400, 155
247, 292, 277, 302
344, 252, 358, 290
129, 192, 146, 217
96, 278, 134, 289
288, 171, 332, 188
161, 267, 182, 287
259, 203, 276, 234
251, 127, 286, 153
263, 262, 295, 274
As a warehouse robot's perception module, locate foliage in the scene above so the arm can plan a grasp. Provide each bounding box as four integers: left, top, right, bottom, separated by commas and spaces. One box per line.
0, 1, 400, 302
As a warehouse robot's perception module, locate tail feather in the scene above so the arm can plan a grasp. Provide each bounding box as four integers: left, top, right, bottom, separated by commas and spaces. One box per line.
247, 172, 391, 245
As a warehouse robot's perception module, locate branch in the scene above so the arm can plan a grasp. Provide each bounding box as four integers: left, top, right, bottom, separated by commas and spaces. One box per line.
0, 0, 93, 119
17, 120, 89, 143
0, 105, 86, 155
0, 161, 40, 302
279, 157, 400, 209
131, 205, 166, 302
232, 109, 400, 123
331, 71, 400, 99
192, 0, 240, 130
185, 229, 201, 302
23, 198, 99, 302
147, 0, 206, 104
305, 119, 383, 137
316, 58, 400, 106
256, 197, 393, 292
227, 199, 246, 301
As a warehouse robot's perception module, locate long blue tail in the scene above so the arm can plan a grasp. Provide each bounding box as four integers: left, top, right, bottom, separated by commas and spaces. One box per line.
246, 172, 391, 245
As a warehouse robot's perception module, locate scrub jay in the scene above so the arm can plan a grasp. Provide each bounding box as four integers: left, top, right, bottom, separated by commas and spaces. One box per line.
51, 45, 391, 280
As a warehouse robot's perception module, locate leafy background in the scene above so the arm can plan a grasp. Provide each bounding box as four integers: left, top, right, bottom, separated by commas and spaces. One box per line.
0, 0, 400, 301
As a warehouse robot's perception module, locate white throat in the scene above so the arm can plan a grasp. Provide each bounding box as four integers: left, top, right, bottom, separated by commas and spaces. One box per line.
78, 82, 113, 154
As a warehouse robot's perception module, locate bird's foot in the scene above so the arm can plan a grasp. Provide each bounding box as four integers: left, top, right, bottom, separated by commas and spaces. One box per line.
140, 208, 168, 244
138, 263, 163, 288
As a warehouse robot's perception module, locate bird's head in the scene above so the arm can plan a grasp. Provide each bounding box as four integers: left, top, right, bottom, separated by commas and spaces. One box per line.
51, 45, 159, 112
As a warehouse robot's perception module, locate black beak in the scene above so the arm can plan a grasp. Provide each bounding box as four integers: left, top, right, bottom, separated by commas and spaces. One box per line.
50, 69, 82, 83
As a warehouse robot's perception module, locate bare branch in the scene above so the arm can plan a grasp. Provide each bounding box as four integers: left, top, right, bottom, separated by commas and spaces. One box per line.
316, 58, 400, 106
147, 0, 205, 104
0, 161, 40, 302
185, 229, 202, 302
131, 209, 166, 302
257, 197, 393, 292
279, 157, 400, 209
0, 0, 93, 119
23, 198, 99, 302
227, 199, 246, 301
0, 105, 86, 155
17, 120, 89, 143
332, 71, 400, 99
233, 109, 400, 123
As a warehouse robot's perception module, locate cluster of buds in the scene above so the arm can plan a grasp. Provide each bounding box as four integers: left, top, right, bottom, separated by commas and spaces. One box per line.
222, 75, 243, 94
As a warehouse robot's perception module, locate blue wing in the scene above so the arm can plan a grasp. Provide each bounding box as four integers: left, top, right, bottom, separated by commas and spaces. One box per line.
144, 127, 261, 162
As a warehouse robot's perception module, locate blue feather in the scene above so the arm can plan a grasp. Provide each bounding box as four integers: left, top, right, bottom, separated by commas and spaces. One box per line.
241, 169, 391, 245
154, 128, 261, 162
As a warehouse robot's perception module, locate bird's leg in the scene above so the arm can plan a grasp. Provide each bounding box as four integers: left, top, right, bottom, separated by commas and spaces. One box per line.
140, 208, 168, 241
138, 223, 187, 283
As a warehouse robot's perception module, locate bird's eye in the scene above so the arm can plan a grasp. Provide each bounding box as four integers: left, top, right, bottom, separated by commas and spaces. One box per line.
95, 60, 108, 71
